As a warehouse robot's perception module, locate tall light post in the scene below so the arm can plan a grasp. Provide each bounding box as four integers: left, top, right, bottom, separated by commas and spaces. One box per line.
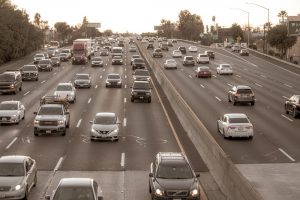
246, 2, 269, 53
231, 8, 250, 47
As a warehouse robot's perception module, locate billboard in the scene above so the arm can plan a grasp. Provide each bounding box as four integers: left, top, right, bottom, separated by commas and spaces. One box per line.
288, 21, 300, 36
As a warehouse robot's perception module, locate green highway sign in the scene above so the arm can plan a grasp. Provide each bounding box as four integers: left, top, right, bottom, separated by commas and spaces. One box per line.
288, 21, 300, 36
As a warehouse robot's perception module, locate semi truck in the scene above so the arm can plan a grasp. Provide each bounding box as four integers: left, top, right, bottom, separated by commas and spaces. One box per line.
72, 39, 93, 65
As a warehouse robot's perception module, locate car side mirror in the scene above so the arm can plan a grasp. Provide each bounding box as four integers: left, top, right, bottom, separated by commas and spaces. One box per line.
45, 195, 50, 200
149, 172, 153, 177
33, 112, 37, 115
89, 121, 93, 124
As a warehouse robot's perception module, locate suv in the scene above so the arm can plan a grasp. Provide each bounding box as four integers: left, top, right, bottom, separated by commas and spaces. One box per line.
20, 65, 39, 81
178, 46, 187, 54
149, 152, 200, 200
130, 81, 152, 103
204, 50, 215, 59
284, 95, 300, 118
33, 95, 70, 136
132, 58, 146, 70
159, 42, 169, 51
37, 59, 53, 71
183, 56, 195, 66
228, 85, 255, 106
0, 71, 22, 94
152, 48, 163, 58
147, 43, 154, 49
133, 69, 150, 82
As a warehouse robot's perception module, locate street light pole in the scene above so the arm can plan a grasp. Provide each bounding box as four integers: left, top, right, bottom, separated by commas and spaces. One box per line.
231, 8, 250, 47
246, 2, 269, 53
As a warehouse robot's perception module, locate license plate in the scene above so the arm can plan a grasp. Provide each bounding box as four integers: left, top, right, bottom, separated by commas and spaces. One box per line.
2, 118, 7, 121
140, 97, 144, 99
46, 130, 51, 134
238, 127, 244, 131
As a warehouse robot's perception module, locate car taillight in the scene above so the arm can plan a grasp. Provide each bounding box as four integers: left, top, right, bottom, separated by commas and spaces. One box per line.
228, 126, 236, 130
235, 94, 240, 97
245, 126, 252, 129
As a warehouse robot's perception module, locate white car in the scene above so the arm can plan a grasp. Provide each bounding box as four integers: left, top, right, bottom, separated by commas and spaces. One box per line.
54, 83, 76, 103
164, 59, 177, 69
196, 54, 209, 64
90, 112, 120, 141
217, 64, 233, 75
129, 46, 137, 52
60, 49, 72, 59
0, 101, 25, 124
33, 53, 46, 64
217, 113, 254, 139
188, 46, 198, 52
172, 50, 182, 58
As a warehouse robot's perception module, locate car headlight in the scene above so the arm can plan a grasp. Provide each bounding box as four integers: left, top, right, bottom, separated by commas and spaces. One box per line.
58, 120, 64, 125
10, 84, 15, 88
91, 128, 97, 133
34, 120, 39, 125
13, 184, 25, 191
133, 92, 138, 95
190, 188, 199, 197
11, 115, 18, 119
117, 81, 122, 84
155, 188, 164, 196
112, 128, 118, 134
146, 92, 151, 96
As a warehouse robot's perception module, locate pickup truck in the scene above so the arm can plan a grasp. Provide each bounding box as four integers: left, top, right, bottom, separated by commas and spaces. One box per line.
33, 96, 70, 136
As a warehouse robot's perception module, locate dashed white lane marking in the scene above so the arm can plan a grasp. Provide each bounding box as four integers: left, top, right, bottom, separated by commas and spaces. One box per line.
54, 72, 57, 75
281, 114, 293, 122
24, 91, 30, 96
189, 75, 193, 79
125, 75, 127, 79
236, 74, 241, 78
200, 84, 205, 88
215, 96, 222, 102
125, 68, 127, 71
6, 137, 18, 149
100, 75, 102, 79
103, 69, 106, 71
88, 98, 92, 104
121, 153, 125, 168
123, 118, 127, 127
212, 74, 217, 78
227, 83, 233, 87
125, 84, 127, 89
284, 83, 293, 88
255, 83, 263, 87
279, 148, 296, 162
95, 85, 98, 89
54, 157, 64, 171
282, 96, 289, 100
124, 98, 127, 103
76, 119, 82, 128
260, 74, 267, 78
41, 80, 46, 84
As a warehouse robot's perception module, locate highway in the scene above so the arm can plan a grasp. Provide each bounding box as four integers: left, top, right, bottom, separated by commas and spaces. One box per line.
0, 42, 206, 199
138, 40, 300, 164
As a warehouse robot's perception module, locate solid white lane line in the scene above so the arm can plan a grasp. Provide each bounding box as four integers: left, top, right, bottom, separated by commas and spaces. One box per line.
24, 91, 30, 96
200, 84, 205, 88
281, 114, 293, 122
121, 153, 125, 168
215, 96, 222, 102
255, 83, 263, 87
124, 98, 127, 103
88, 98, 92, 104
227, 83, 233, 87
125, 68, 127, 71
189, 75, 193, 79
284, 83, 293, 88
95, 85, 98, 89
125, 84, 127, 89
103, 69, 106, 71
282, 96, 289, 100
279, 148, 296, 162
212, 74, 217, 78
236, 74, 241, 78
260, 74, 267, 78
123, 118, 127, 127
41, 80, 46, 84
6, 137, 18, 149
76, 119, 82, 128
54, 157, 64, 171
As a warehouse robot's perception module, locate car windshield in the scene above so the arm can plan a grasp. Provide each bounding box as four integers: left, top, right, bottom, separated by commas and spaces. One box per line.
167, 60, 176, 64
76, 75, 89, 80
22, 65, 37, 71
108, 75, 120, 79
229, 117, 249, 123
134, 59, 144, 63
94, 115, 116, 124
0, 103, 18, 110
53, 187, 95, 200
237, 89, 252, 94
113, 56, 122, 59
200, 55, 208, 57
221, 65, 231, 68
92, 57, 102, 61
157, 162, 193, 179
135, 71, 149, 76
0, 163, 25, 176
61, 50, 70, 53
0, 74, 14, 81
132, 55, 140, 59
133, 82, 150, 90
39, 60, 51, 64
155, 49, 161, 52
112, 49, 122, 53
173, 51, 180, 54
35, 54, 44, 57
51, 58, 59, 61
200, 67, 209, 71
38, 106, 63, 115
60, 53, 67, 56
56, 85, 73, 91
186, 57, 193, 60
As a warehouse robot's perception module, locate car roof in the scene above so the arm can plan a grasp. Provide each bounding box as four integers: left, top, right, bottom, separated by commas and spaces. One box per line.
95, 112, 116, 117
107, 73, 120, 76
41, 104, 63, 108
185, 56, 193, 58
0, 155, 27, 163
224, 113, 248, 118
57, 83, 73, 86
59, 178, 93, 187
235, 85, 252, 90
76, 73, 89, 76
1, 101, 19, 105
198, 66, 209, 69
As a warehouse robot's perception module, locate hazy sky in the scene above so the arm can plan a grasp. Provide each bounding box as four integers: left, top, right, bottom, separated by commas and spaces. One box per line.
11, 0, 300, 33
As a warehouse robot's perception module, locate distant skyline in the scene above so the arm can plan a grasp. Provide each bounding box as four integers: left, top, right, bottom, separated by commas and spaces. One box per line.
10, 0, 300, 33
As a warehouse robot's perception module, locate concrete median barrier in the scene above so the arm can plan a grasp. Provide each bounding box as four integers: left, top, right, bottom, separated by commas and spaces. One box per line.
137, 42, 264, 200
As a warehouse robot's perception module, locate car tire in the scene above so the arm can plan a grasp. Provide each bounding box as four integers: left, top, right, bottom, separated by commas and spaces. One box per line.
251, 101, 255, 106
228, 95, 232, 102
249, 136, 253, 140
131, 98, 134, 102
293, 109, 297, 118
148, 98, 151, 103
33, 172, 37, 187
233, 101, 237, 106
23, 186, 28, 200
61, 130, 66, 136
22, 111, 25, 120
34, 132, 38, 136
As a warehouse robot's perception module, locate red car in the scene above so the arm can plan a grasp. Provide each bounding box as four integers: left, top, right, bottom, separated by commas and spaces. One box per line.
195, 66, 212, 78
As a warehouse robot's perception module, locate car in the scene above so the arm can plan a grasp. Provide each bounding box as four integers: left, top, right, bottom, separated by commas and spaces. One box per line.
232, 44, 241, 52
171, 39, 177, 43
0, 101, 25, 124
103, 46, 111, 51
149, 152, 200, 200
132, 58, 146, 70
159, 42, 169, 51
100, 49, 109, 56
111, 55, 123, 65
0, 155, 37, 199
152, 48, 163, 58
130, 81, 152, 103
204, 50, 215, 59
47, 47, 58, 58
141, 39, 148, 44
117, 40, 124, 47
33, 53, 46, 64
164, 59, 177, 69
217, 113, 254, 139
60, 49, 72, 59
91, 57, 104, 67
167, 41, 173, 47
217, 64, 233, 75
20, 65, 39, 81
284, 95, 300, 118
178, 46, 186, 54
225, 43, 232, 48
111, 47, 123, 58
240, 49, 249, 56
147, 43, 154, 49
45, 178, 103, 200
54, 83, 76, 103
74, 73, 92, 88
183, 56, 195, 66
172, 50, 182, 58
37, 59, 53, 72
130, 55, 140, 65
129, 46, 137, 52
90, 112, 120, 141
59, 53, 69, 61
105, 73, 122, 88
188, 46, 198, 52
195, 66, 212, 78
228, 85, 255, 106
133, 69, 150, 82
196, 53, 209, 64
51, 57, 61, 67
0, 71, 22, 94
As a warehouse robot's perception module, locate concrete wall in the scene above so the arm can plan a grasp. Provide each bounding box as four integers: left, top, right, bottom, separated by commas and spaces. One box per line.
136, 43, 264, 200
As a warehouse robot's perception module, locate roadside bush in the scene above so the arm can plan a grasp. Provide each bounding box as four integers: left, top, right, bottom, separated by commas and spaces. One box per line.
268, 50, 275, 56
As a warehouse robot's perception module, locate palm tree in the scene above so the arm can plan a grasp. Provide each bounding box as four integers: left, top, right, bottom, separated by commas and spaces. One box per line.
277, 10, 288, 23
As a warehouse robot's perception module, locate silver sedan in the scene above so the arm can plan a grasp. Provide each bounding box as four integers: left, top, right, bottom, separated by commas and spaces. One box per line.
0, 101, 25, 124
164, 59, 177, 69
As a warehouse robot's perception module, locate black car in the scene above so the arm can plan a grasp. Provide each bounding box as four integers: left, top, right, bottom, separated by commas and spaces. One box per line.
149, 152, 200, 200
147, 43, 154, 49
205, 50, 215, 59
37, 59, 53, 71
285, 95, 300, 118
132, 58, 146, 70
130, 81, 151, 103
20, 65, 39, 81
178, 46, 187, 54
